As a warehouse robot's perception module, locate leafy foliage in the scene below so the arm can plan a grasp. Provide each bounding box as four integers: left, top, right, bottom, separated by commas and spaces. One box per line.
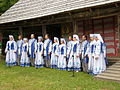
0, 0, 18, 15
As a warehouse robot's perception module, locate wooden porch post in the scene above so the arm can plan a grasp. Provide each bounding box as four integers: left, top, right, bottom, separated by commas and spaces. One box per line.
18, 27, 23, 36
73, 20, 77, 34
117, 15, 120, 55
0, 31, 3, 55
42, 25, 47, 36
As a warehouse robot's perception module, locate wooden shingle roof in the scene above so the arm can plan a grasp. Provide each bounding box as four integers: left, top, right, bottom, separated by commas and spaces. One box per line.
0, 0, 119, 24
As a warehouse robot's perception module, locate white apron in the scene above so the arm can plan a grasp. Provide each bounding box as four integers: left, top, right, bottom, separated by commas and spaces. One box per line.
5, 41, 17, 66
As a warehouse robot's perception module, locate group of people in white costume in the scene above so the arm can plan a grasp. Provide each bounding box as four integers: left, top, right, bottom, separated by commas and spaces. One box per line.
87, 34, 107, 75
5, 33, 107, 75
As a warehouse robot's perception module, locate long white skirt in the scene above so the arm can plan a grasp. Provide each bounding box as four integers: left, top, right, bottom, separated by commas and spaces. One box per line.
6, 50, 16, 65
88, 53, 94, 72
35, 52, 44, 68
68, 53, 81, 71
93, 54, 106, 75
100, 53, 106, 72
20, 52, 30, 67
58, 55, 67, 70
51, 53, 58, 68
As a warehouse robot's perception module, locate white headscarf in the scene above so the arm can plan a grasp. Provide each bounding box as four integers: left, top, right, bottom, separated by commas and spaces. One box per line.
9, 35, 14, 41
38, 36, 43, 40
60, 38, 66, 44
96, 34, 104, 43
23, 38, 28, 41
90, 34, 96, 38
73, 34, 79, 41
54, 37, 59, 44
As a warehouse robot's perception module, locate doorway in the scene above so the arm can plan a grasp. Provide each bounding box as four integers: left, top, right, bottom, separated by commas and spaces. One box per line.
46, 24, 61, 41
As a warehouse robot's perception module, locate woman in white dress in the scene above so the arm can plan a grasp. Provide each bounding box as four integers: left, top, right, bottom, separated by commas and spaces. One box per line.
20, 38, 30, 67
35, 36, 44, 68
68, 35, 81, 72
5, 35, 17, 66
85, 34, 96, 74
58, 38, 67, 70
51, 37, 59, 69
93, 34, 106, 75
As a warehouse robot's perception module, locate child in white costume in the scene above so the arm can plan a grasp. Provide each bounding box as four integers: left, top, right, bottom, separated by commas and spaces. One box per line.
20, 38, 30, 67
35, 36, 44, 68
98, 34, 107, 72
68, 35, 81, 72
51, 37, 59, 69
5, 35, 17, 66
58, 38, 67, 70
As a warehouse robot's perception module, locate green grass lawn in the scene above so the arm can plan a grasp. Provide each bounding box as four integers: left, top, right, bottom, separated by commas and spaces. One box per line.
0, 60, 120, 90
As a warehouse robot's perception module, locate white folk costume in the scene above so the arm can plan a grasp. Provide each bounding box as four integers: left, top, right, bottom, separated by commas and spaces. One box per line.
20, 38, 30, 67
81, 40, 89, 72
17, 39, 23, 56
81, 40, 89, 62
67, 40, 73, 59
35, 37, 44, 68
5, 35, 17, 65
100, 35, 107, 72
28, 38, 37, 58
68, 35, 81, 71
44, 38, 52, 67
85, 34, 95, 73
58, 38, 67, 70
51, 37, 59, 69
5, 35, 17, 66
93, 34, 106, 75
28, 37, 37, 66
17, 39, 23, 65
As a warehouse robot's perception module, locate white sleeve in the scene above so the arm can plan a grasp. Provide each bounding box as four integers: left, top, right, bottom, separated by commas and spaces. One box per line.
5, 41, 8, 52
76, 43, 80, 56
41, 43, 44, 54
85, 43, 90, 56
35, 40, 37, 46
79, 43, 81, 54
67, 42, 70, 55
64, 45, 67, 57
103, 44, 107, 58
55, 44, 59, 56
48, 41, 52, 53
28, 40, 31, 55
34, 40, 37, 52
27, 43, 29, 52
34, 43, 37, 53
95, 42, 101, 57
28, 40, 30, 47
14, 41, 17, 52
58, 46, 60, 55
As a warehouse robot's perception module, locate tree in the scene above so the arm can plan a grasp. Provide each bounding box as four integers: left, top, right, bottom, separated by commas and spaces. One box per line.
0, 0, 18, 15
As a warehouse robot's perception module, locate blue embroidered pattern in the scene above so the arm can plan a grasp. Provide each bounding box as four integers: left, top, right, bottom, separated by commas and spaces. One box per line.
61, 46, 64, 55
53, 45, 57, 53
73, 43, 77, 53
11, 42, 14, 50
